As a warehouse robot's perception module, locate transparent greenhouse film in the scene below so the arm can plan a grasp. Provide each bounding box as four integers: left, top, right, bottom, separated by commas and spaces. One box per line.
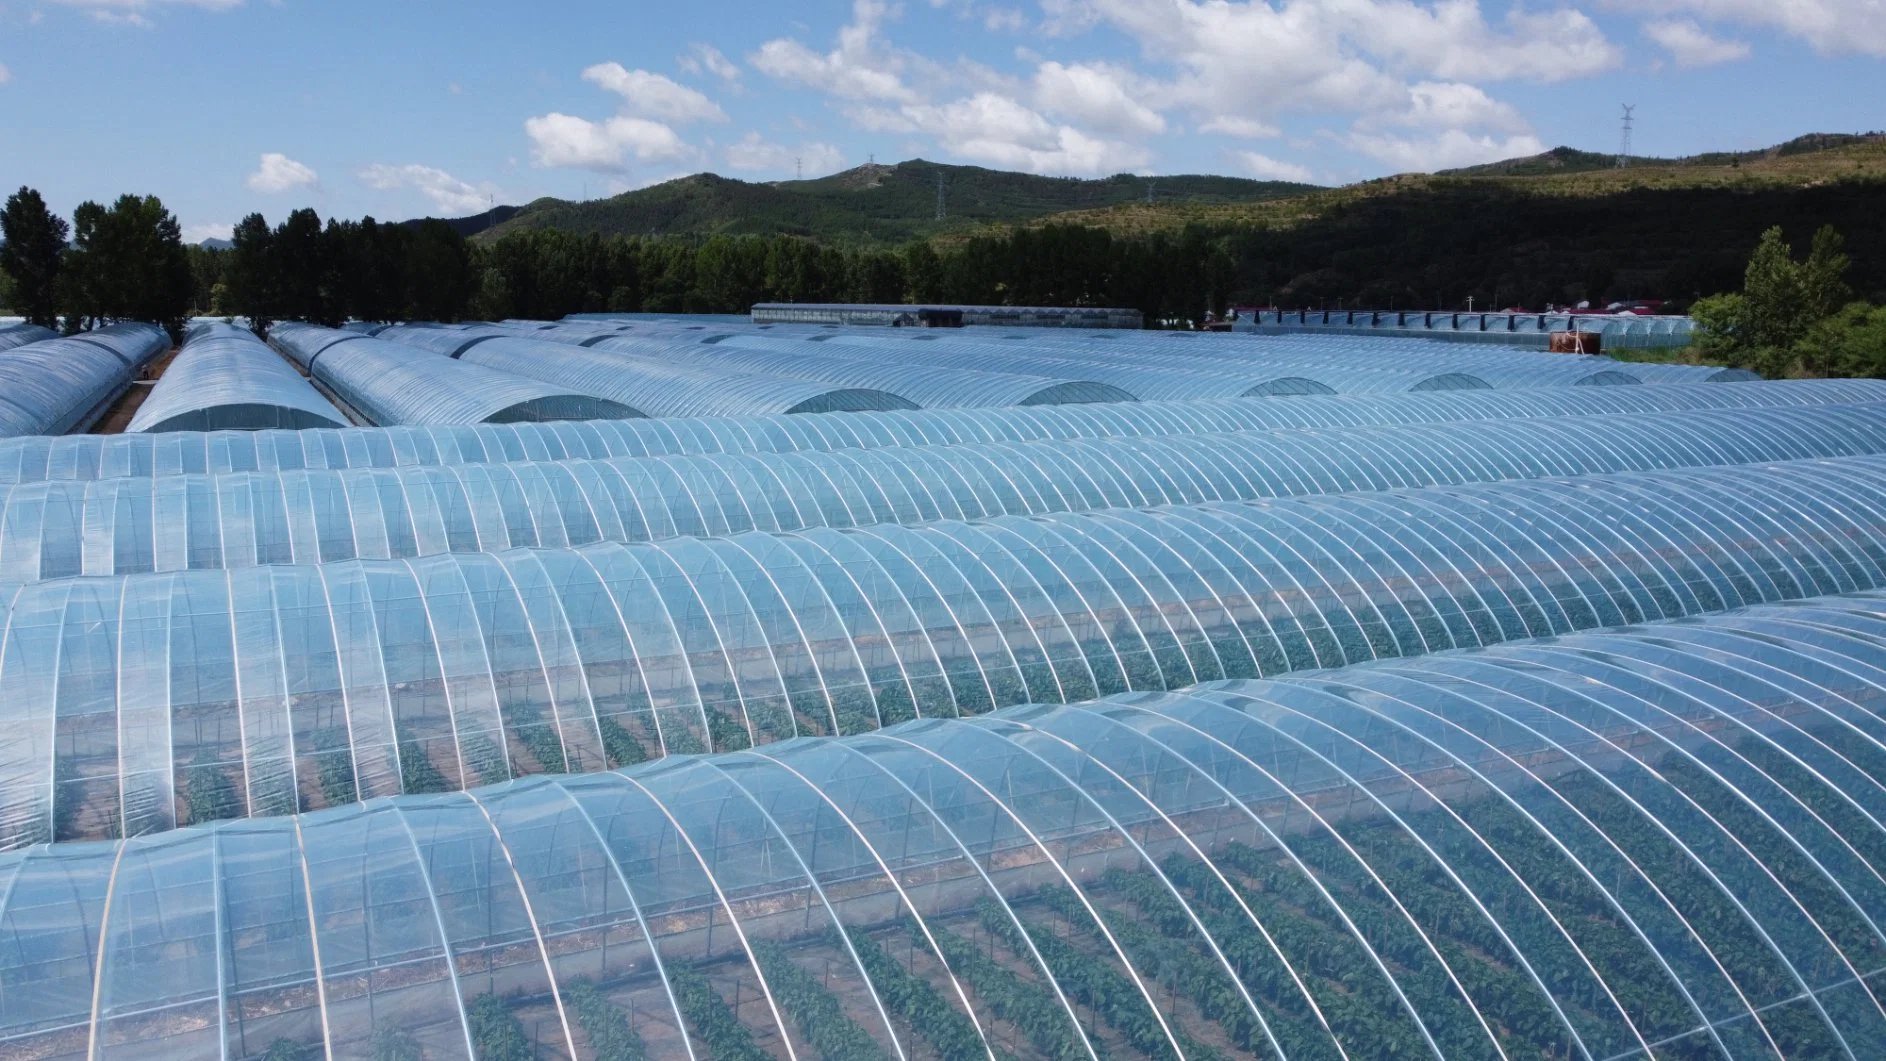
4, 590, 1886, 1057
5, 403, 1886, 580
4, 456, 1886, 848
4, 378, 1886, 485
128, 321, 349, 432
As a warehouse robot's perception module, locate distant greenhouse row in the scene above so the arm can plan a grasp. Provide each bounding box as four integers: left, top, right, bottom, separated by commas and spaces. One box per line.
2, 590, 1884, 1060
7, 375, 1881, 484
251, 316, 1757, 430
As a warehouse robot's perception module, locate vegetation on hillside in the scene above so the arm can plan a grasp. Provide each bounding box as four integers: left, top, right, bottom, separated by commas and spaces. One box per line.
476, 160, 1315, 245
6, 134, 1884, 354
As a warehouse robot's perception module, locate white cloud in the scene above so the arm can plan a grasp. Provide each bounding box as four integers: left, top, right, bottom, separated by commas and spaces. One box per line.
360, 163, 500, 216
724, 133, 847, 176
246, 153, 318, 193
1043, 0, 1617, 141
901, 92, 1150, 174
1235, 151, 1316, 182
679, 43, 742, 84
1200, 115, 1281, 139
750, 0, 919, 102
49, 0, 241, 25
1643, 18, 1752, 66
984, 7, 1028, 31
582, 63, 728, 124
1625, 0, 1884, 56
0, 63, 10, 85
1348, 128, 1547, 172
1361, 81, 1532, 134
181, 222, 232, 244
1033, 61, 1165, 136
524, 113, 697, 172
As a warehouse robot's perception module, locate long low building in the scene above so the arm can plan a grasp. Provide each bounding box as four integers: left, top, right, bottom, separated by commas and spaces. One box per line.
3, 402, 1884, 581
3, 377, 1885, 484
748, 302, 1147, 328
0, 590, 1880, 1060
269, 323, 644, 426
0, 322, 169, 438
1, 456, 1883, 848
129, 322, 349, 432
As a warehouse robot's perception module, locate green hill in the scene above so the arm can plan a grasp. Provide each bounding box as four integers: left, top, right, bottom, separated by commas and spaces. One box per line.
474, 160, 1317, 245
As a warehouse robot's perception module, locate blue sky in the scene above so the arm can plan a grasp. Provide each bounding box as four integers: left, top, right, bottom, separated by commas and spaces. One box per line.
1, 0, 1881, 243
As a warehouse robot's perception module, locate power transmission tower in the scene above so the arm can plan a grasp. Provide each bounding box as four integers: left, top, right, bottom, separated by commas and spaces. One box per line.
935, 172, 947, 220
1146, 180, 1156, 205
1617, 104, 1635, 169
795, 157, 803, 180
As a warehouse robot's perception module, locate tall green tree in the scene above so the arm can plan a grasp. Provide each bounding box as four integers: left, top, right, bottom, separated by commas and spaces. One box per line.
58, 194, 192, 342
0, 187, 70, 328
223, 213, 277, 336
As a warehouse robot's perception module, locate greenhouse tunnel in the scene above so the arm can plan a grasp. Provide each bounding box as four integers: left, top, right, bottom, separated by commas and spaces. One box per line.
4, 402, 1886, 581
5, 456, 1886, 848
270, 326, 646, 426
5, 377, 1886, 486
128, 322, 349, 433
2, 591, 1885, 1059
0, 324, 170, 438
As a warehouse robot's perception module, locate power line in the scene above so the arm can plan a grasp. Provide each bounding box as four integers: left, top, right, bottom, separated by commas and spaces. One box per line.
1617, 104, 1635, 169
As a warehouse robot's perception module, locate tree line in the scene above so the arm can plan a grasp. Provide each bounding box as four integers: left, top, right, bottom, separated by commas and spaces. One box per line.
4, 181, 1882, 376
1, 187, 194, 341
185, 211, 1239, 331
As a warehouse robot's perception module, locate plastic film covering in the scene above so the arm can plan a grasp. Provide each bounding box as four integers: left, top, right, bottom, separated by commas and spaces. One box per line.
656, 332, 1139, 408
267, 321, 376, 371
563, 318, 1725, 391
475, 333, 922, 418
6, 402, 1886, 581
5, 377, 1886, 484
3, 589, 1886, 1058
286, 327, 646, 426
5, 455, 1886, 848
65, 321, 170, 371
0, 323, 170, 439
574, 326, 1495, 399
128, 322, 349, 433
0, 325, 57, 354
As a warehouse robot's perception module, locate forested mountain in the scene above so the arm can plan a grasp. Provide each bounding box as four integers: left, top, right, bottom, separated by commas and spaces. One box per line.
469, 160, 1317, 245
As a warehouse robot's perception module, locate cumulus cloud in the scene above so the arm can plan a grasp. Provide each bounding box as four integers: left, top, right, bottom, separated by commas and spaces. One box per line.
1348, 128, 1548, 172
1360, 81, 1532, 134
360, 163, 501, 216
724, 133, 846, 176
582, 63, 728, 124
679, 44, 742, 84
1235, 151, 1316, 182
901, 93, 1151, 174
524, 113, 696, 172
526, 62, 722, 175
1036, 0, 1615, 143
246, 153, 318, 193
750, 0, 919, 102
1626, 0, 1884, 56
1200, 116, 1281, 139
1643, 18, 1752, 66
1033, 61, 1165, 136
